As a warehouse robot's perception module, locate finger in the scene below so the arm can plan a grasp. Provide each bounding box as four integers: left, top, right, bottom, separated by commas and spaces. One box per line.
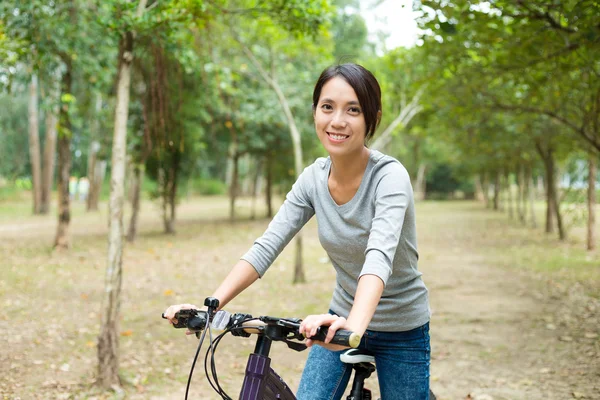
311, 314, 339, 337
325, 317, 346, 343
163, 306, 179, 321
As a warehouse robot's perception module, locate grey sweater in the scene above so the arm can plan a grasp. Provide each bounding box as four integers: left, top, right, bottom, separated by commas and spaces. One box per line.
242, 150, 430, 332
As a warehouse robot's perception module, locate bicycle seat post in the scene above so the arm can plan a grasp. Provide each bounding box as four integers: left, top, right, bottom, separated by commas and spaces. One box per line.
347, 362, 375, 400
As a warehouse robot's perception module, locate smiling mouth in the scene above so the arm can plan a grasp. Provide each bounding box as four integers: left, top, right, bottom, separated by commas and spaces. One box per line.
327, 132, 350, 141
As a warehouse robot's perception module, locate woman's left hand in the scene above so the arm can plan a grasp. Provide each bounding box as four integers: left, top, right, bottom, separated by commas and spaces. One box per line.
299, 313, 351, 351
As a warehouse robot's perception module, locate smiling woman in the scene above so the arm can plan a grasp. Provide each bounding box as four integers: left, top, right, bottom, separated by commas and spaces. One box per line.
165, 63, 432, 400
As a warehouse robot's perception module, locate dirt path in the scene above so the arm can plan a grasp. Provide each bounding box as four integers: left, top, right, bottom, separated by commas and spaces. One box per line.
420, 203, 599, 400
0, 199, 598, 399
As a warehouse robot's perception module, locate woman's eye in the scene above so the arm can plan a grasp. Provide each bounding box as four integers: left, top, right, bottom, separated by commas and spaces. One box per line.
321, 104, 333, 110
348, 107, 361, 114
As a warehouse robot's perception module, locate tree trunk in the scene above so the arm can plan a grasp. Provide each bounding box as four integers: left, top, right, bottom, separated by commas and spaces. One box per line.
414, 163, 426, 201
538, 147, 566, 240
87, 93, 103, 211
28, 74, 42, 214
505, 170, 513, 219
518, 163, 526, 224
370, 87, 424, 151
87, 142, 100, 210
240, 44, 306, 283
88, 160, 106, 211
481, 172, 491, 208
229, 153, 239, 222
526, 164, 537, 229
493, 171, 500, 210
266, 155, 273, 218
54, 62, 73, 250
553, 182, 566, 241
587, 156, 596, 251
126, 165, 144, 242
536, 141, 555, 234
544, 153, 556, 233
41, 90, 59, 214
293, 234, 305, 283
250, 157, 263, 220
98, 26, 138, 389
168, 152, 179, 233
474, 175, 485, 202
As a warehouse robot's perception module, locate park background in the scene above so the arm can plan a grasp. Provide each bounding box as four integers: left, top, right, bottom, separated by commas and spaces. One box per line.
1, 0, 599, 399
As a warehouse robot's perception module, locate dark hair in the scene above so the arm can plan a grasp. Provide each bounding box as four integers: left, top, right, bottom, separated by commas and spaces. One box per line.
312, 63, 382, 142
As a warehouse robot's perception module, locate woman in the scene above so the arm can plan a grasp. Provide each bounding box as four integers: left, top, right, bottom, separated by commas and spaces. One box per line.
164, 63, 431, 399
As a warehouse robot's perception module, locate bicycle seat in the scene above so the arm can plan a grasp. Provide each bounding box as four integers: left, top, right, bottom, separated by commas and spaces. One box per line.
340, 349, 375, 364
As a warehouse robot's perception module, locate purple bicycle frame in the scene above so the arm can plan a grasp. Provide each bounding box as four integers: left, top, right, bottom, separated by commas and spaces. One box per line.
239, 352, 296, 400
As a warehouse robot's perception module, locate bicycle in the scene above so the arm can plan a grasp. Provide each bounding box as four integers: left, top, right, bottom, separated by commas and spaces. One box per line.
164, 297, 435, 400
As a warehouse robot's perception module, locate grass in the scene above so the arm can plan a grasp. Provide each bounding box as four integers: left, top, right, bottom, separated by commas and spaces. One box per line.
0, 196, 598, 399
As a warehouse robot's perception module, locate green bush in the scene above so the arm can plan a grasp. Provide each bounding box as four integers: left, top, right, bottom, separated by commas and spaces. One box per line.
0, 179, 31, 201
188, 178, 227, 196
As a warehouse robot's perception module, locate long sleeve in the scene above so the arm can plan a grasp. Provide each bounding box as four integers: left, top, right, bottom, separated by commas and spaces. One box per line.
360, 163, 413, 286
241, 166, 316, 277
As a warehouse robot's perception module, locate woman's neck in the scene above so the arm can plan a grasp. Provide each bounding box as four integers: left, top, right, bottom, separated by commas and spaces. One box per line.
329, 146, 371, 184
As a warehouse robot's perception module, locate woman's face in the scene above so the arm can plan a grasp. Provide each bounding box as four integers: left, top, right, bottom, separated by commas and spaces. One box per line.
314, 76, 367, 158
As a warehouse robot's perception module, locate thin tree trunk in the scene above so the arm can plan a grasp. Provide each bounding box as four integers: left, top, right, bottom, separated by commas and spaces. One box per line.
126, 165, 143, 242
41, 90, 59, 214
28, 74, 42, 214
88, 160, 106, 211
526, 164, 537, 229
54, 62, 73, 250
229, 154, 239, 222
474, 175, 485, 202
414, 163, 426, 201
240, 44, 306, 283
370, 87, 424, 151
168, 152, 179, 233
536, 141, 555, 234
482, 172, 491, 208
294, 234, 305, 283
493, 171, 500, 210
538, 145, 565, 240
98, 0, 145, 382
250, 158, 263, 220
266, 155, 273, 218
587, 156, 596, 251
87, 143, 100, 210
553, 183, 566, 241
505, 170, 513, 219
518, 163, 526, 223
87, 93, 103, 211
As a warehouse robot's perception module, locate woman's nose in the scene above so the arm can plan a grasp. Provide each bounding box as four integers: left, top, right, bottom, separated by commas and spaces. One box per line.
331, 112, 346, 128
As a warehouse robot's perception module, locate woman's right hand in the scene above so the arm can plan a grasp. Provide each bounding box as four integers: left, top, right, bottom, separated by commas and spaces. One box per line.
163, 303, 199, 335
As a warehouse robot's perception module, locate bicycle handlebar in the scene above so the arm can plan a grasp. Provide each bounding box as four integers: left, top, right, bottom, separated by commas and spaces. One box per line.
162, 309, 361, 348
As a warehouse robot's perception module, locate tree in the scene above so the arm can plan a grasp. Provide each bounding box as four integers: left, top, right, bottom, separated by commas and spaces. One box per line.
27, 74, 42, 213
232, 8, 334, 283
98, 0, 147, 388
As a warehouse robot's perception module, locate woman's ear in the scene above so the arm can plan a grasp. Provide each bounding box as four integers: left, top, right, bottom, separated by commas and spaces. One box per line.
377, 110, 382, 125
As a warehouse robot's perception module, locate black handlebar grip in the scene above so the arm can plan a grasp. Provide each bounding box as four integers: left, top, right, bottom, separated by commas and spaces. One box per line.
309, 327, 361, 348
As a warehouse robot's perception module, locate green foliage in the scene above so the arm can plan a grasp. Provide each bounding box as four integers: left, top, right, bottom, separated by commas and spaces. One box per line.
425, 163, 461, 197
0, 92, 29, 179
187, 178, 227, 196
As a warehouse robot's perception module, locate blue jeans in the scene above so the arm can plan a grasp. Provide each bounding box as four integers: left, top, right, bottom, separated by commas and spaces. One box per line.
296, 322, 431, 400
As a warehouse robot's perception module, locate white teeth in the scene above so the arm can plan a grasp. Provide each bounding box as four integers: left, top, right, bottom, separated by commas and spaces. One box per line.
329, 134, 348, 140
